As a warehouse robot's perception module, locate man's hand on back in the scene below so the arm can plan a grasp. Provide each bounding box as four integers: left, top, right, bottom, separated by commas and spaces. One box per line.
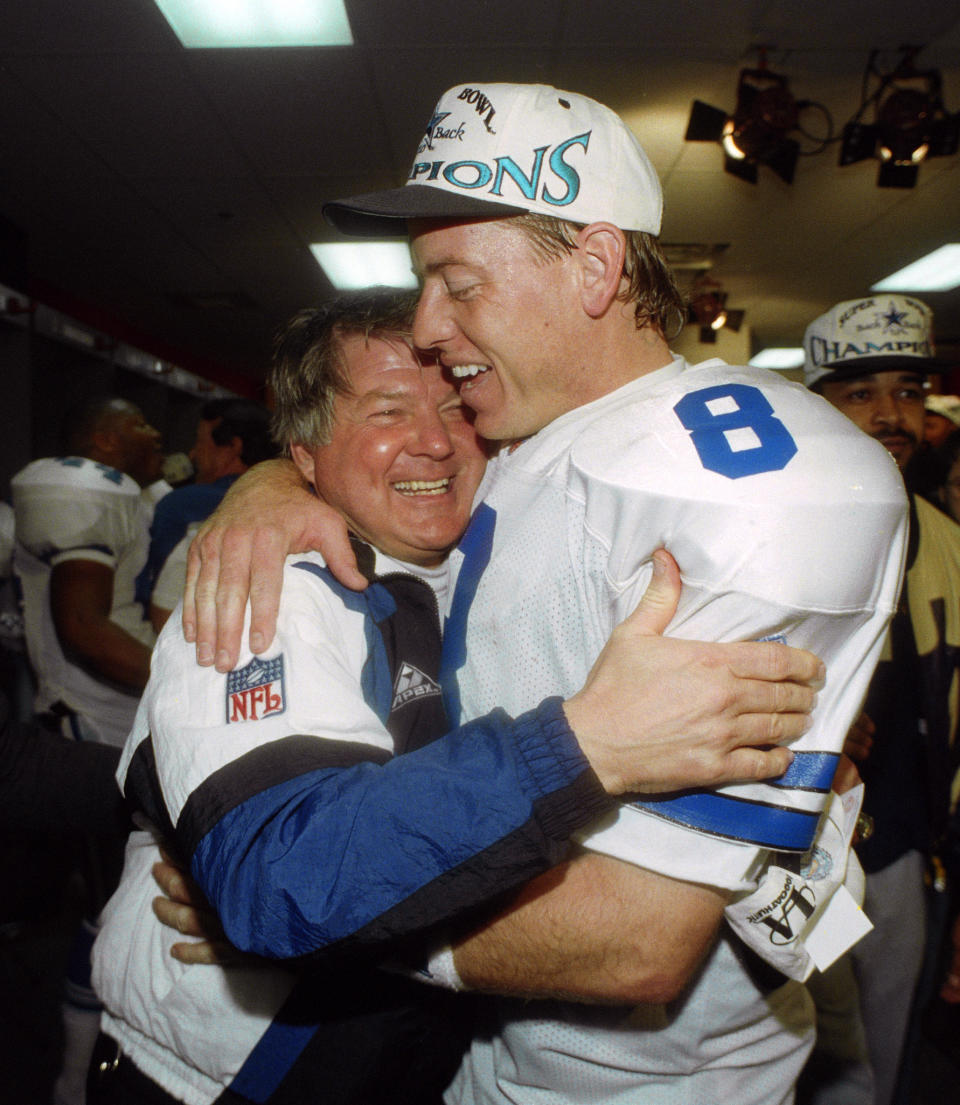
563, 550, 820, 794
182, 458, 364, 670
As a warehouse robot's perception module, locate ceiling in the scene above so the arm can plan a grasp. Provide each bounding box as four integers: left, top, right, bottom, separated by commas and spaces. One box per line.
2, 1, 960, 391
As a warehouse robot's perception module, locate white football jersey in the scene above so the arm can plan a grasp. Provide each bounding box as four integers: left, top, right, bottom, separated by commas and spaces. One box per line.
445, 356, 906, 886
12, 456, 155, 745
444, 355, 907, 1104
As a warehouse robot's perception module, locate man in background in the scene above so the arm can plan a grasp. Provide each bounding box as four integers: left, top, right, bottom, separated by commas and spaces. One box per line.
13, 395, 163, 747
12, 394, 165, 1105
802, 294, 960, 1105
923, 393, 960, 449
904, 391, 960, 502
146, 398, 274, 629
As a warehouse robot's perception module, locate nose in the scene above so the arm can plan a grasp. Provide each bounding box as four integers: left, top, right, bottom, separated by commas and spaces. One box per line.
408, 409, 455, 459
413, 283, 456, 351
871, 392, 906, 427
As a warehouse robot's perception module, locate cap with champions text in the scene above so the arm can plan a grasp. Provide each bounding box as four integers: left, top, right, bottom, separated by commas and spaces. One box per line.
803, 294, 939, 389
323, 83, 662, 237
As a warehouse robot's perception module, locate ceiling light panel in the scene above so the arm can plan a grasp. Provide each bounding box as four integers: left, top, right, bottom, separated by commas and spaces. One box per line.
310, 242, 417, 290
153, 0, 353, 48
871, 245, 960, 292
749, 348, 806, 369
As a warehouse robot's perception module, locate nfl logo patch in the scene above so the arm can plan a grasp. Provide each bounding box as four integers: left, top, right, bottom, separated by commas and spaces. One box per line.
226, 655, 286, 723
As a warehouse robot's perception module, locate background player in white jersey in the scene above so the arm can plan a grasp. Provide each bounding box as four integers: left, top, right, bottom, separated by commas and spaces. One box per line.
11, 394, 165, 1105
180, 85, 905, 1103
13, 395, 164, 747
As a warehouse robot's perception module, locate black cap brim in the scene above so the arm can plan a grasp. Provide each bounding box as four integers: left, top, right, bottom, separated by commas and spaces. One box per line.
816, 355, 946, 384
323, 183, 528, 238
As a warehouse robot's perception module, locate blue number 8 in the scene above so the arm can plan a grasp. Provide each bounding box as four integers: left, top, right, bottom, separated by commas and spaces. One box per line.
674, 384, 797, 479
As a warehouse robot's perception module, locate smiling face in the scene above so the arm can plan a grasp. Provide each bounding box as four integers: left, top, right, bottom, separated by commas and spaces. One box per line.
410, 217, 596, 442
819, 370, 926, 470
291, 334, 486, 567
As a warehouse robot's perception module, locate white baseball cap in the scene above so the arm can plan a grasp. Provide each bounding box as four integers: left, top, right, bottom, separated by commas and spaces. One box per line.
803, 294, 938, 389
323, 83, 662, 237
925, 393, 960, 427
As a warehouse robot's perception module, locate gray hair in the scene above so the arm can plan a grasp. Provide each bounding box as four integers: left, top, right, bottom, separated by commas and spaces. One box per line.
269, 288, 419, 450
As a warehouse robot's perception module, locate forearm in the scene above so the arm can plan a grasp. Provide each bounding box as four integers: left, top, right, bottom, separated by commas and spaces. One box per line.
52, 559, 153, 691
451, 852, 727, 1005
146, 699, 615, 963
61, 615, 153, 690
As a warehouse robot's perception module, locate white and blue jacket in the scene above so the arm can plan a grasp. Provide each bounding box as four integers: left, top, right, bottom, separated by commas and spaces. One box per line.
93, 543, 611, 1105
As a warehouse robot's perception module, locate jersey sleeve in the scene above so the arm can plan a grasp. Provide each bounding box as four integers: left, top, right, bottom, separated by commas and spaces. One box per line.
13, 458, 140, 570
568, 373, 908, 892
122, 561, 612, 965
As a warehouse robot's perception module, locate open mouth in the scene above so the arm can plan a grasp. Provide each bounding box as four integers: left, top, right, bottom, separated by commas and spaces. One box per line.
393, 478, 451, 497
450, 364, 490, 383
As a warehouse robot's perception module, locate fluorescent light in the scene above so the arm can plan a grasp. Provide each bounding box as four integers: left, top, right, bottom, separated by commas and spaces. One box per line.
310, 242, 417, 290
153, 0, 353, 48
872, 244, 960, 292
749, 348, 805, 370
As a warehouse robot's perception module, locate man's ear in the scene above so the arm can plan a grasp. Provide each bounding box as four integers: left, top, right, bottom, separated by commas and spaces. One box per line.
289, 443, 317, 488
574, 223, 626, 319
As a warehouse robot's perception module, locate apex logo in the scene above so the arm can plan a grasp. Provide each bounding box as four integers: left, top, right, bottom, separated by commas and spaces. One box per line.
392, 662, 441, 711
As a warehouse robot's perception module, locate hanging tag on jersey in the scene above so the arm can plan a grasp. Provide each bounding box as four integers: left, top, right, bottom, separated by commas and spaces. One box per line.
724, 785, 872, 981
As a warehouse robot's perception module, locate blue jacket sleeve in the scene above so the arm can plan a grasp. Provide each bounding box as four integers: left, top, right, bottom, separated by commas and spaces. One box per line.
149, 698, 612, 964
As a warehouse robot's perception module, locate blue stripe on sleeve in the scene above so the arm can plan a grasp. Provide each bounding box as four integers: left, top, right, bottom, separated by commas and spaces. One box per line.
769, 750, 839, 792
629, 790, 822, 851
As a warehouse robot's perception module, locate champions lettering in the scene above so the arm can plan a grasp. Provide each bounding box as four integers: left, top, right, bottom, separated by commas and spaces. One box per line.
408, 131, 591, 209
810, 337, 934, 366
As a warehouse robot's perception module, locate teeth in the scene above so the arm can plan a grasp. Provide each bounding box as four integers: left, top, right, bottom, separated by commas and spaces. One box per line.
393, 478, 450, 495
450, 364, 488, 379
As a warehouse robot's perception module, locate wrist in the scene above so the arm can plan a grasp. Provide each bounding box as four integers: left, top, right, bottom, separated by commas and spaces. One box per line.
562, 693, 621, 794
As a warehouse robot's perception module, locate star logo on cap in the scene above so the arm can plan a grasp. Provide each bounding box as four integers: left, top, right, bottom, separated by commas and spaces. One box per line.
879, 302, 909, 332
421, 111, 451, 151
